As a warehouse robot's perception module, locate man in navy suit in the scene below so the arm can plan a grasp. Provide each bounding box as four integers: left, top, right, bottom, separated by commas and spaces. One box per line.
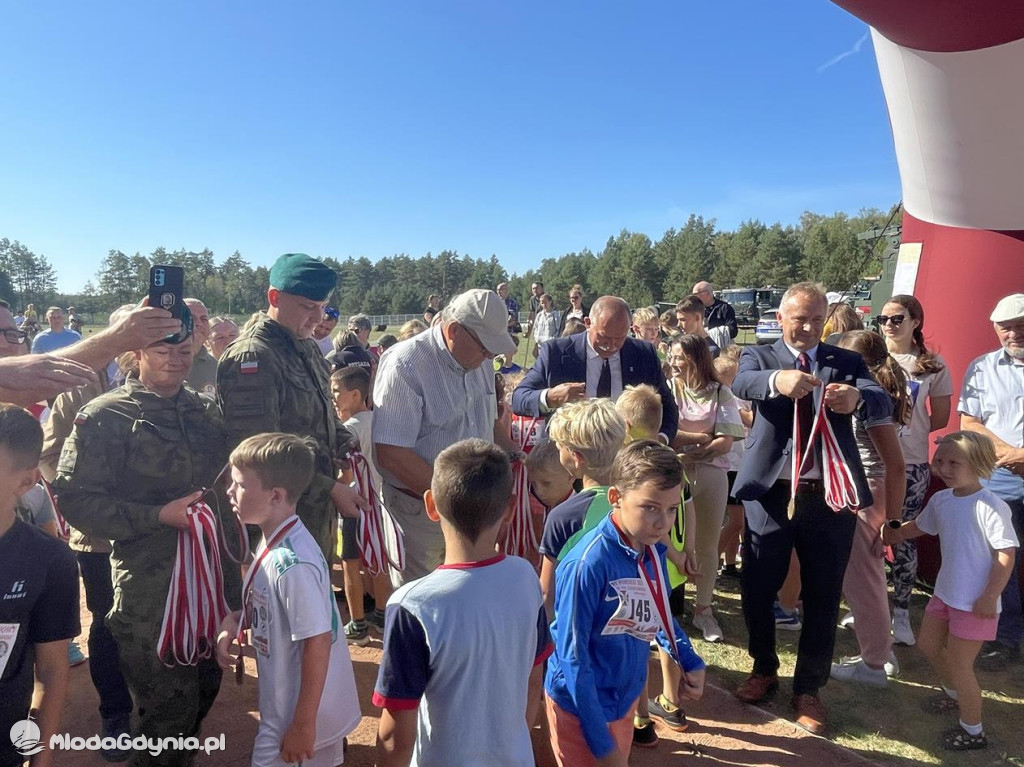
730, 282, 891, 735
511, 296, 678, 442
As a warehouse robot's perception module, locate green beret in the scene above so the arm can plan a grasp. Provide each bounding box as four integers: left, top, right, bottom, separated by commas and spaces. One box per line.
269, 253, 337, 301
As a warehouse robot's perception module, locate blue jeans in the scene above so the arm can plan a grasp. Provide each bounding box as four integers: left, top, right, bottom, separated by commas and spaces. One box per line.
986, 470, 1024, 649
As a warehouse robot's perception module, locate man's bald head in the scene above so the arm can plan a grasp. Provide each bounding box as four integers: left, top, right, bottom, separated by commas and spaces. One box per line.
184, 298, 211, 346
586, 296, 631, 359
693, 282, 714, 307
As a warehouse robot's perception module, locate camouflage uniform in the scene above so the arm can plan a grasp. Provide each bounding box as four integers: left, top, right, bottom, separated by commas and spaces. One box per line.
53, 377, 241, 767
217, 312, 356, 561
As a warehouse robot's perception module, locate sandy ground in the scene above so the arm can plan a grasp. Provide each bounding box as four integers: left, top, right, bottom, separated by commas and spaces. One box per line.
46, 588, 882, 767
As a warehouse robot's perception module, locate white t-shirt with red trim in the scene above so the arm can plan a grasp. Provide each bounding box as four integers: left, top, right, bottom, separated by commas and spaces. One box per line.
373, 554, 552, 767
249, 519, 361, 767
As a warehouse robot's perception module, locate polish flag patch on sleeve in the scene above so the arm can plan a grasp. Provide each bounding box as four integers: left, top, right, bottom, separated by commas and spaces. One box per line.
240, 361, 259, 375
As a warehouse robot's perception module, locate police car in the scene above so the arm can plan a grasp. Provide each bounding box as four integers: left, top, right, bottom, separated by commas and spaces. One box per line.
754, 308, 782, 344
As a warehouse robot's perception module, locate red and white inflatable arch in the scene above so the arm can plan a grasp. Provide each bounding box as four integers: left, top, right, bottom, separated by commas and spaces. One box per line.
831, 0, 1024, 395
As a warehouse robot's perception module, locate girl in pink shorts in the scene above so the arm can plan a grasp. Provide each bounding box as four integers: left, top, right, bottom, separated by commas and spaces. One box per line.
882, 432, 1019, 752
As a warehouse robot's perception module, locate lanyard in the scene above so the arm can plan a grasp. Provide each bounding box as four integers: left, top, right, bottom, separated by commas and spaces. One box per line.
157, 501, 231, 667
350, 452, 405, 575
637, 547, 679, 666
237, 516, 302, 640
501, 415, 541, 558
789, 377, 860, 517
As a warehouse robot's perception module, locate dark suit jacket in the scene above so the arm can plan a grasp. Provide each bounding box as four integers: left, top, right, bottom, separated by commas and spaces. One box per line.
511, 334, 679, 441
731, 339, 891, 507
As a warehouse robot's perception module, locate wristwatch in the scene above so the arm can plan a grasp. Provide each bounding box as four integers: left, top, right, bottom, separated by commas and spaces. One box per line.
887, 520, 903, 530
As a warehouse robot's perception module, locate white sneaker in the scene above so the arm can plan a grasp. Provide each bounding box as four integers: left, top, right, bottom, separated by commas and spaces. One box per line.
838, 653, 900, 678
830, 658, 888, 687
892, 608, 916, 646
839, 611, 855, 630
692, 610, 724, 643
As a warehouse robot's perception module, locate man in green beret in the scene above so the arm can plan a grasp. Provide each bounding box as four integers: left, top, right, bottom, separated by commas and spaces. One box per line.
217, 253, 367, 562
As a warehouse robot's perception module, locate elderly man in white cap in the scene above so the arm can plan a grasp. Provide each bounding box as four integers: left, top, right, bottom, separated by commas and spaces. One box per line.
959, 293, 1024, 670
372, 288, 517, 587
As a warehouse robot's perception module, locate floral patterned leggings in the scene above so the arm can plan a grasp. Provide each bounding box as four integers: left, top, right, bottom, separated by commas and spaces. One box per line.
891, 462, 931, 610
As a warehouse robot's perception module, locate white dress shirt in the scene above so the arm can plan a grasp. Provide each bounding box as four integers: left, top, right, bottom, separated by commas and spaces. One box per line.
584, 333, 623, 400
771, 343, 821, 480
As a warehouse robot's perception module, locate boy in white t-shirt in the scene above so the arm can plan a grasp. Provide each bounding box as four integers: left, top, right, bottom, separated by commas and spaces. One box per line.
373, 439, 552, 767
217, 432, 361, 767
330, 366, 392, 643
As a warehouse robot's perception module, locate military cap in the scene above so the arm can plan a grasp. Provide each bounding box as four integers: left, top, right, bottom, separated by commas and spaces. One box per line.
269, 253, 338, 301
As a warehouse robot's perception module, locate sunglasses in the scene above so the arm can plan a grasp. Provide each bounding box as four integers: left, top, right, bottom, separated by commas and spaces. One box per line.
875, 314, 906, 327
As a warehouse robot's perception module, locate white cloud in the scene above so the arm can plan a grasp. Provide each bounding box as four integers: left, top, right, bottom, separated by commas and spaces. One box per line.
817, 32, 870, 73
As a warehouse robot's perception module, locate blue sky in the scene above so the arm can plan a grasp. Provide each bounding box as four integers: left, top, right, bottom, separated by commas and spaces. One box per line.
0, 1, 898, 292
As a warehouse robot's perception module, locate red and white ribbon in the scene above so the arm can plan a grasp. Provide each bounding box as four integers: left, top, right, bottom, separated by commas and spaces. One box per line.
42, 481, 70, 540
639, 544, 680, 667
501, 459, 537, 558
791, 385, 861, 513
501, 416, 540, 558
350, 452, 404, 575
157, 501, 232, 666
237, 516, 302, 644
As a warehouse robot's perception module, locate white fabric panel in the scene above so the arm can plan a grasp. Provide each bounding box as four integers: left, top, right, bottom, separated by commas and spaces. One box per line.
872, 30, 1024, 230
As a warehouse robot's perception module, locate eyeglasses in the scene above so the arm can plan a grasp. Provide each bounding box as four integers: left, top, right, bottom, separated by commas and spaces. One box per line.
460, 324, 494, 359
0, 329, 28, 344
570, 295, 582, 300
875, 314, 906, 327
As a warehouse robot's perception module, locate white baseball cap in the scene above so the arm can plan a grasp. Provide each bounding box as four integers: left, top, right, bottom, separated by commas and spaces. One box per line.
445, 289, 518, 357
990, 293, 1024, 323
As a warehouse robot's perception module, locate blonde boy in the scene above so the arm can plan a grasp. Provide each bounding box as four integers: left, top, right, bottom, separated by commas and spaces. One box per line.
538, 400, 626, 617
217, 433, 360, 767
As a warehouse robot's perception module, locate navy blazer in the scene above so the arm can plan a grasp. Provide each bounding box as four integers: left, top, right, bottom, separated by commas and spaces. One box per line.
511, 334, 679, 441
731, 339, 891, 507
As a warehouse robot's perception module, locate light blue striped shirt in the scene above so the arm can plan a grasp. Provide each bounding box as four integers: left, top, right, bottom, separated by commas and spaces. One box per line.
371, 325, 497, 489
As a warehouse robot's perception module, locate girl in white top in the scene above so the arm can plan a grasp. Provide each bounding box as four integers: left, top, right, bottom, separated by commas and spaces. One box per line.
668, 334, 744, 643
882, 431, 1018, 752
531, 293, 560, 353
881, 294, 953, 646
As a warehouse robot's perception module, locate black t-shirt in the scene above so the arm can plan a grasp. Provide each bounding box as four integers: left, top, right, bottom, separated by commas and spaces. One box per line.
0, 519, 80, 765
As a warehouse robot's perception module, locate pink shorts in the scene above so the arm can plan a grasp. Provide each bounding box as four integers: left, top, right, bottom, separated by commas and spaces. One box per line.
924, 596, 999, 641
545, 694, 636, 767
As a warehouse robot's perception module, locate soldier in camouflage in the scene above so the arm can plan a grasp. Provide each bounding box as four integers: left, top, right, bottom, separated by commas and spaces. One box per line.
217, 253, 366, 563
54, 306, 241, 767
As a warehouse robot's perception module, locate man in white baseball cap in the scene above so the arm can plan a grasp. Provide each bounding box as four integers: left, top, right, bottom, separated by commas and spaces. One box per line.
958, 292, 1024, 670
371, 288, 515, 586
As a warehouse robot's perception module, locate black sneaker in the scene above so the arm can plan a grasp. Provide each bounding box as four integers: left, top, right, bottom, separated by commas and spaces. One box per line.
100, 714, 130, 762
632, 720, 658, 748
976, 641, 1020, 672
344, 620, 370, 646
648, 695, 688, 732
719, 564, 741, 580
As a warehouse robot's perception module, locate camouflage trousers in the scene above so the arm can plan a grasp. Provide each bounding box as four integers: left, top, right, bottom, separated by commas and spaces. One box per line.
109, 617, 223, 767
891, 462, 931, 610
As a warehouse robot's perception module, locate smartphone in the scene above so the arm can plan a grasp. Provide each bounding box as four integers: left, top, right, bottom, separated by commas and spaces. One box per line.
149, 265, 185, 320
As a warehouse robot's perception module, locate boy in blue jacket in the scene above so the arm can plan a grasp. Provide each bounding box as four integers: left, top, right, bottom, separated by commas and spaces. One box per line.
544, 440, 705, 767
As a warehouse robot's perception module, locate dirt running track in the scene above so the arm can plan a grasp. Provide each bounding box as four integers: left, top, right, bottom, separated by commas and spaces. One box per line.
51, 593, 878, 767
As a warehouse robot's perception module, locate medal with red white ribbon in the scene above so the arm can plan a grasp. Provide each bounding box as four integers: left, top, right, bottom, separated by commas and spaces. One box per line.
789, 376, 861, 518
156, 501, 232, 667
502, 416, 539, 558
349, 452, 405, 575
233, 516, 303, 682
637, 545, 680, 667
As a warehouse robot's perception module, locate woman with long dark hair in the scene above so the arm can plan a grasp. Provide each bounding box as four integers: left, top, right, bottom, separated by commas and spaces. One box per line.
829, 330, 909, 686
880, 295, 952, 645
668, 333, 744, 642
